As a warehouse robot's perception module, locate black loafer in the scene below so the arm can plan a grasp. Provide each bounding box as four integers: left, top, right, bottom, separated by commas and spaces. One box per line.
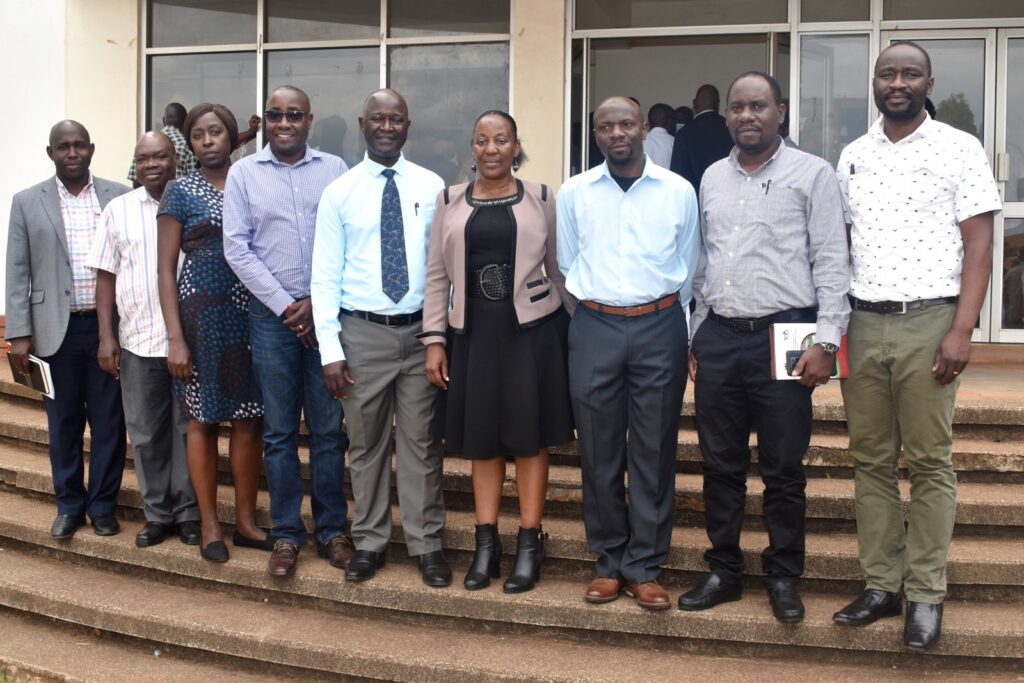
765, 578, 805, 623
677, 573, 743, 611
50, 514, 86, 540
135, 521, 173, 547
833, 589, 902, 626
200, 540, 230, 563
904, 601, 943, 652
232, 529, 275, 551
345, 550, 385, 582
177, 520, 201, 545
418, 550, 452, 588
90, 515, 120, 536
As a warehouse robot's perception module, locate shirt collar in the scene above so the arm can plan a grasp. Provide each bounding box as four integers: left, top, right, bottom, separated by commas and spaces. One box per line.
726, 136, 785, 175
55, 173, 95, 199
586, 157, 658, 186
868, 113, 933, 144
362, 152, 409, 177
255, 143, 322, 166
133, 185, 162, 205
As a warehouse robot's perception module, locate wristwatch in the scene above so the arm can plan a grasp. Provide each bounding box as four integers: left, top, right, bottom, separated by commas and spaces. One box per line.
816, 342, 839, 355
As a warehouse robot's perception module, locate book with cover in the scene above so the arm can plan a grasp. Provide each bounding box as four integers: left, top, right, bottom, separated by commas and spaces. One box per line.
6, 352, 55, 399
769, 323, 849, 381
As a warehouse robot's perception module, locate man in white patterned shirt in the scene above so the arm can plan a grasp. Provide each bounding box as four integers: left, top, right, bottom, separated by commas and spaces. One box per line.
89, 131, 200, 549
833, 41, 1001, 652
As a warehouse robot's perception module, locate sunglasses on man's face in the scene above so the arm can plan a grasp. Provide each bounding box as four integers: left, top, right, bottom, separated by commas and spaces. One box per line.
264, 110, 309, 123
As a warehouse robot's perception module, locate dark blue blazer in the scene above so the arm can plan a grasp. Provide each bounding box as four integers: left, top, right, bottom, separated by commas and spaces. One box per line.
669, 111, 734, 193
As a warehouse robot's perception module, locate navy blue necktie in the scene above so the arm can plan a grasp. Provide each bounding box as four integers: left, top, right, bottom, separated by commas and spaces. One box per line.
380, 168, 409, 304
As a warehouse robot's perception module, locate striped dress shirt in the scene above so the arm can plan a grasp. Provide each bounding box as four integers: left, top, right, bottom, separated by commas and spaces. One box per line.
223, 144, 348, 316
56, 175, 102, 312
86, 186, 169, 357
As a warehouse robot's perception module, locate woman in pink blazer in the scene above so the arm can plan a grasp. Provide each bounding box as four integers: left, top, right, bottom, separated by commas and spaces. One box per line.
421, 111, 574, 593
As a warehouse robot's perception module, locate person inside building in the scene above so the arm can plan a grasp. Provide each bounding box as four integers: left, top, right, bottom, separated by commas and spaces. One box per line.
643, 103, 676, 169
670, 84, 734, 190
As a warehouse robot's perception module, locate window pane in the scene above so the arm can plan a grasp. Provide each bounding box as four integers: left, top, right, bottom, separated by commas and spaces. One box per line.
801, 0, 870, 22
884, 0, 1024, 20
388, 43, 509, 184
1005, 38, 1024, 203
267, 49, 380, 168
148, 0, 256, 48
149, 53, 257, 139
1001, 219, 1024, 330
389, 0, 510, 38
906, 39, 985, 142
799, 35, 869, 166
266, 0, 379, 43
576, 0, 787, 30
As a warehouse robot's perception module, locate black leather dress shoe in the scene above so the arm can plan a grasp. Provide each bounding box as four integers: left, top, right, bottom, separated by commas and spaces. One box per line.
677, 573, 743, 611
135, 521, 173, 547
50, 514, 85, 540
177, 521, 201, 545
765, 578, 805, 623
833, 589, 902, 626
345, 550, 385, 582
91, 515, 120, 536
418, 550, 452, 588
904, 601, 943, 652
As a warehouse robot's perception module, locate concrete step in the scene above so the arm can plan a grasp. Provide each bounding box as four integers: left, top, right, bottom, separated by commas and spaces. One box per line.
2, 436, 1020, 535
2, 469, 1022, 599
1, 545, 991, 681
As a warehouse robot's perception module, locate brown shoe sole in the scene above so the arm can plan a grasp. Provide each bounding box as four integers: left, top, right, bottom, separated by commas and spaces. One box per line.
584, 591, 622, 604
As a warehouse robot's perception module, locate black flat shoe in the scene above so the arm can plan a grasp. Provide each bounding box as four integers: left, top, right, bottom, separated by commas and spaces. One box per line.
200, 540, 230, 563
90, 515, 120, 536
904, 601, 943, 652
345, 550, 385, 582
232, 529, 275, 551
765, 578, 805, 623
177, 520, 201, 545
50, 514, 86, 540
833, 589, 902, 626
135, 521, 173, 548
418, 550, 452, 588
464, 523, 501, 591
677, 573, 743, 611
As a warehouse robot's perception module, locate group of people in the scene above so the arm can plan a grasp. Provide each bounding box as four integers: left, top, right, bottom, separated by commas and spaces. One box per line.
5, 40, 999, 654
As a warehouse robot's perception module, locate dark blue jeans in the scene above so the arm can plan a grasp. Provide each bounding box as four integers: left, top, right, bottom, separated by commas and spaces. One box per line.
250, 298, 349, 545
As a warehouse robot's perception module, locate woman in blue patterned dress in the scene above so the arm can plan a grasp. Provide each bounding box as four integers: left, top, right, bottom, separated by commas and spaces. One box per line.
157, 103, 268, 562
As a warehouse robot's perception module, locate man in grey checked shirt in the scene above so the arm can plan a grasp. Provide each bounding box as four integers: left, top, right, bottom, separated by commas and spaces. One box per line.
223, 85, 352, 579
678, 71, 850, 622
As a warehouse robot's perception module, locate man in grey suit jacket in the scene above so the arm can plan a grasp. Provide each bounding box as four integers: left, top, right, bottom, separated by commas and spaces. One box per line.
5, 120, 131, 540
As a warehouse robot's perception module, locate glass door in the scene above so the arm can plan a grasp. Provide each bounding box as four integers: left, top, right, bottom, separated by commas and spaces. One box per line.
995, 28, 1024, 342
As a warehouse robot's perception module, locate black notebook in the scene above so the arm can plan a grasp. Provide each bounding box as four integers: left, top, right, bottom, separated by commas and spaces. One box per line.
7, 353, 54, 399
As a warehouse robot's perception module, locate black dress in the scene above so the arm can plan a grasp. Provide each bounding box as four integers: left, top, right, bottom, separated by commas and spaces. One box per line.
437, 187, 575, 459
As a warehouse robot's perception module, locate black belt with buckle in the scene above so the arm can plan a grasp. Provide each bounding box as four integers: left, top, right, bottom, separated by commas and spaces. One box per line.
849, 295, 959, 314
469, 263, 512, 300
708, 307, 816, 333
70, 309, 97, 317
340, 308, 423, 327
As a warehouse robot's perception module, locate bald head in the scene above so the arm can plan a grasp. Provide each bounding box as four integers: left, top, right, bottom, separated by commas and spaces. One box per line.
362, 89, 408, 118
593, 96, 645, 172
137, 130, 174, 156
693, 84, 721, 113
596, 96, 642, 120
49, 120, 90, 147
360, 88, 411, 166
134, 131, 177, 198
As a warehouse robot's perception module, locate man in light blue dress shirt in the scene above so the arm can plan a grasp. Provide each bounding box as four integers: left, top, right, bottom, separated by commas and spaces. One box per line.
311, 89, 450, 587
557, 96, 701, 610
223, 85, 351, 578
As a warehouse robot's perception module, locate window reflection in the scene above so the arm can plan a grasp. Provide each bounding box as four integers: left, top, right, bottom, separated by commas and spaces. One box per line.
149, 53, 257, 135
388, 43, 509, 185
910, 39, 985, 142
1004, 38, 1024, 203
267, 49, 380, 168
799, 35, 869, 166
389, 0, 510, 38
149, 0, 256, 48
266, 0, 378, 43
576, 0, 787, 29
1003, 219, 1024, 330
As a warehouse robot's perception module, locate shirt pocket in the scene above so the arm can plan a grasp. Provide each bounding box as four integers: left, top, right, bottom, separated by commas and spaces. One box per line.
30, 290, 45, 305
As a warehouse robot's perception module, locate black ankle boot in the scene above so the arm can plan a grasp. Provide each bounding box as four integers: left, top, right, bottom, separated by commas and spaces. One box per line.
464, 523, 501, 590
503, 526, 546, 594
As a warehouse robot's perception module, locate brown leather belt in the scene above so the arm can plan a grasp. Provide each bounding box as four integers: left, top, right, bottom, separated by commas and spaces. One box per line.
580, 292, 679, 318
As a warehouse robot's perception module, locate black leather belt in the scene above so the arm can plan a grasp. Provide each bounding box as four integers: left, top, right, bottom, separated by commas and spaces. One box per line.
849, 295, 958, 314
469, 263, 512, 300
70, 309, 97, 317
340, 308, 423, 327
707, 307, 816, 333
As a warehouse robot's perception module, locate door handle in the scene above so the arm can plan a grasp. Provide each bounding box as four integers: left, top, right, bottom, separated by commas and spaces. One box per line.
995, 152, 1009, 182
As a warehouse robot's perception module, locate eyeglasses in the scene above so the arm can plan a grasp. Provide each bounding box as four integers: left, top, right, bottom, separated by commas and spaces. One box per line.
263, 110, 309, 123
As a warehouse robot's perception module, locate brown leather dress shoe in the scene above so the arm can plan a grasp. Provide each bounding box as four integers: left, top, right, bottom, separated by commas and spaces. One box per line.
316, 535, 356, 569
268, 540, 299, 577
625, 581, 672, 611
585, 577, 624, 604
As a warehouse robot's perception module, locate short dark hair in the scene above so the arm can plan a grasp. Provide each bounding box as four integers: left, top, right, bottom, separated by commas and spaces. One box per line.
727, 71, 784, 107
183, 103, 240, 153
473, 109, 527, 167
886, 40, 932, 76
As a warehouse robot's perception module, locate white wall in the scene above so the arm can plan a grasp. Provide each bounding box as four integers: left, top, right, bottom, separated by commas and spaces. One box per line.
0, 0, 66, 316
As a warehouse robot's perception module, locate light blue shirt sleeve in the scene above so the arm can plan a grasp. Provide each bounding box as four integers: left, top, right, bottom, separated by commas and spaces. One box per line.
311, 182, 347, 365
555, 181, 580, 285
676, 182, 701, 309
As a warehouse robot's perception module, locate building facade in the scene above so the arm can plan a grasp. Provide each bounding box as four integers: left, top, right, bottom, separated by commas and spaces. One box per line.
2, 0, 1023, 343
